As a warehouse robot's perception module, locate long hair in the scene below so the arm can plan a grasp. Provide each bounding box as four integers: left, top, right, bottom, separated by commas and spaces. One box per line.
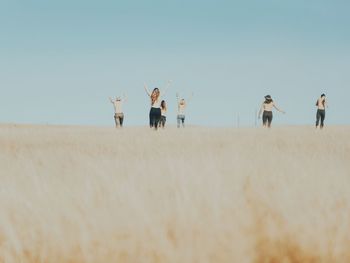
151, 88, 160, 105
160, 100, 167, 111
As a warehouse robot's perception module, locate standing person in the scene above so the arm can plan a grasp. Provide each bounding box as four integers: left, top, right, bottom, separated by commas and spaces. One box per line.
258, 95, 285, 128
176, 92, 193, 128
315, 93, 328, 129
109, 94, 127, 128
160, 100, 167, 128
144, 81, 171, 130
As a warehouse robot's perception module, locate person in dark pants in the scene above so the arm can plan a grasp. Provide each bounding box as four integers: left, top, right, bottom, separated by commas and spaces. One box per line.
144, 81, 171, 130
160, 100, 167, 128
315, 94, 328, 129
258, 95, 285, 128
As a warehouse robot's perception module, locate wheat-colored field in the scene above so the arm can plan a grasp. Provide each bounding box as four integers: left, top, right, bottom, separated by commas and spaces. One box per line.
0, 124, 349, 262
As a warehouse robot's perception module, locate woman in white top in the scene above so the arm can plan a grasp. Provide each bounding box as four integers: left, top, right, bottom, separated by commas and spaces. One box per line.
258, 95, 285, 128
109, 94, 127, 128
144, 81, 171, 129
315, 93, 328, 129
176, 92, 193, 128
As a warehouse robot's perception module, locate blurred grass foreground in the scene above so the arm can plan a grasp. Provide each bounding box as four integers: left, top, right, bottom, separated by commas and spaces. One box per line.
0, 124, 350, 263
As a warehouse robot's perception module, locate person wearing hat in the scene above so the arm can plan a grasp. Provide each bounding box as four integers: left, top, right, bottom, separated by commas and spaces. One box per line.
315, 93, 328, 129
258, 95, 285, 128
109, 94, 127, 128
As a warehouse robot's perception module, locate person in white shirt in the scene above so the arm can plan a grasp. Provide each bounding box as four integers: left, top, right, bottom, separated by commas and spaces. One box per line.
160, 100, 167, 128
258, 95, 285, 128
144, 81, 171, 130
315, 93, 328, 129
109, 94, 127, 128
176, 92, 193, 128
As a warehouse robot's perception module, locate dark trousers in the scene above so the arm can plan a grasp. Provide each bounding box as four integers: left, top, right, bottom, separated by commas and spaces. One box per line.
262, 111, 273, 127
316, 109, 325, 128
149, 108, 161, 129
114, 113, 124, 127
159, 116, 166, 128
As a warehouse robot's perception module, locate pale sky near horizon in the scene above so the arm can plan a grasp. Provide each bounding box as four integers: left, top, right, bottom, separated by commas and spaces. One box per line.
1, 0, 349, 127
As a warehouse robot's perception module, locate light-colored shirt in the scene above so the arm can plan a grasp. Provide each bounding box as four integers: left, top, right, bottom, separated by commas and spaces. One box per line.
178, 103, 186, 115
111, 99, 123, 113
161, 108, 167, 116
145, 83, 170, 108
151, 96, 162, 108
261, 102, 275, 112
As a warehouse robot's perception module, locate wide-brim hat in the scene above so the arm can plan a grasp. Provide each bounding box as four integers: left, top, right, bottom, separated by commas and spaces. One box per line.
264, 95, 272, 100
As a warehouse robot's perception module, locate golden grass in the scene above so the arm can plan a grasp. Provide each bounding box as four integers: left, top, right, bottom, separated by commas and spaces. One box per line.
0, 124, 350, 262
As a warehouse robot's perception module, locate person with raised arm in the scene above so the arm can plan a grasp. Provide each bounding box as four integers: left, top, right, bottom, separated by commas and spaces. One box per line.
109, 94, 127, 128
176, 92, 193, 128
258, 95, 285, 128
315, 93, 328, 129
144, 81, 171, 130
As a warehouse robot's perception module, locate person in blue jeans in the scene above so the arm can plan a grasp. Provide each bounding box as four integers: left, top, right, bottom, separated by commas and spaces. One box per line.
176, 92, 193, 128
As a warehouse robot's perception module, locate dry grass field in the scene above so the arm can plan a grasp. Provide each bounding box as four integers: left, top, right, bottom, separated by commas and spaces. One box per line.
0, 124, 349, 263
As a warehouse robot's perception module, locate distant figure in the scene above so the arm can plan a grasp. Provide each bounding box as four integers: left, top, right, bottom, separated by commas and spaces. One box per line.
258, 95, 285, 128
315, 93, 328, 129
144, 81, 171, 130
109, 94, 127, 128
176, 92, 193, 128
160, 100, 167, 128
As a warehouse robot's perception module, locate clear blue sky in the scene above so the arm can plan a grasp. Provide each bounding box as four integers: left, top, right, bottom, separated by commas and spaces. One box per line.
1, 0, 349, 127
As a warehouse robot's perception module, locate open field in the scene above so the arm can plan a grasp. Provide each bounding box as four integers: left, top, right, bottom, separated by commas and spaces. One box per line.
0, 124, 350, 262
